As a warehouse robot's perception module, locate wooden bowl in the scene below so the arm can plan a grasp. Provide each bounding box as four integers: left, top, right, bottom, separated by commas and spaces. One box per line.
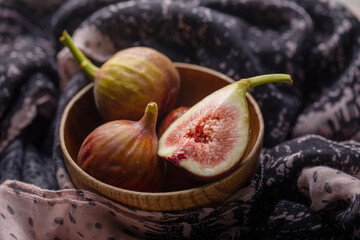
60, 62, 264, 212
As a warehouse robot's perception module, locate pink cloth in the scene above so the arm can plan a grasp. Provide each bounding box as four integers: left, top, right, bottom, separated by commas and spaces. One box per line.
1, 165, 360, 239
298, 166, 360, 211
0, 180, 148, 239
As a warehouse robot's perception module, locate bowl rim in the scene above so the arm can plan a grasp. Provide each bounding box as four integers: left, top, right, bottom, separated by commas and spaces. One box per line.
59, 62, 264, 207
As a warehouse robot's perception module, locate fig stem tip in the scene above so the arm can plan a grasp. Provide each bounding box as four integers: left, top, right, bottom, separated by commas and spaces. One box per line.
59, 29, 99, 80
59, 30, 70, 42
146, 102, 158, 114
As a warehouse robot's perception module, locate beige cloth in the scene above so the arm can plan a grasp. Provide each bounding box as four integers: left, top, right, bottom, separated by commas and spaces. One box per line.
0, 180, 147, 240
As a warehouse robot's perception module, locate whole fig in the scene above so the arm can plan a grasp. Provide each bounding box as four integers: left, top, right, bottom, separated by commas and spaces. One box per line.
60, 31, 180, 121
77, 102, 165, 192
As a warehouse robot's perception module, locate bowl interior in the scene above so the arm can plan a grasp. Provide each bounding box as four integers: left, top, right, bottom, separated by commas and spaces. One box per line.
60, 62, 264, 211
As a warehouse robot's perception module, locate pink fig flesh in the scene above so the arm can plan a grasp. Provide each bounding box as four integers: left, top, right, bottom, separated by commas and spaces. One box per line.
158, 74, 292, 180
157, 106, 189, 138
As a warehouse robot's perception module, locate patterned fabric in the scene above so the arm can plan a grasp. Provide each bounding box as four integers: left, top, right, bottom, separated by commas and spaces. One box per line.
0, 0, 360, 239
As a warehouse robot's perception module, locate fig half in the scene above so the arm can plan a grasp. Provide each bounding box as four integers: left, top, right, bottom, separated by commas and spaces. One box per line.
157, 106, 189, 138
158, 74, 292, 180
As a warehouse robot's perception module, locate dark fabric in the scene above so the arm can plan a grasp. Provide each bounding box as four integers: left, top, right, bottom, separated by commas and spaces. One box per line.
1, 0, 360, 239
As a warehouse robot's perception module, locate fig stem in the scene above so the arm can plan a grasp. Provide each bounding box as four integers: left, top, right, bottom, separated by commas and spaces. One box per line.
141, 102, 158, 132
59, 30, 99, 80
241, 74, 293, 89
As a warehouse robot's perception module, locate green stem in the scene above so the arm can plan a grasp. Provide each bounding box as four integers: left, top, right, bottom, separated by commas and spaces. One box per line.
141, 102, 158, 131
241, 74, 293, 89
59, 30, 99, 80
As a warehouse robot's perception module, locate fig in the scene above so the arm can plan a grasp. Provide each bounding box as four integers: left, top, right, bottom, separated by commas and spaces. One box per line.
157, 106, 189, 138
77, 102, 165, 192
158, 74, 292, 180
162, 161, 205, 192
60, 31, 180, 121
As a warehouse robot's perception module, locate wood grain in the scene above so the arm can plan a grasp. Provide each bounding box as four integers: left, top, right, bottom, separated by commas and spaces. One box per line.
60, 62, 264, 211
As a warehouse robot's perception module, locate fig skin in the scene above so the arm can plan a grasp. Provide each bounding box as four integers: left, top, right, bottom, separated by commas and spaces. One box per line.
77, 102, 165, 192
162, 162, 205, 191
157, 106, 189, 138
60, 31, 180, 121
158, 74, 293, 181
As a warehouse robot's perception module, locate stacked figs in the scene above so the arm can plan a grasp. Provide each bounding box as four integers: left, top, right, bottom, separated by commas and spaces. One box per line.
61, 31, 180, 192
61, 31, 292, 193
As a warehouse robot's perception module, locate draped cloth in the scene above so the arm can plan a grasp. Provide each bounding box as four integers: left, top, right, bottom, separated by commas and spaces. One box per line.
1, 0, 360, 239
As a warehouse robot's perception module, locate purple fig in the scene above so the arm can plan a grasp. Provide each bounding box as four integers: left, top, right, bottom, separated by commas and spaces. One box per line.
77, 102, 165, 192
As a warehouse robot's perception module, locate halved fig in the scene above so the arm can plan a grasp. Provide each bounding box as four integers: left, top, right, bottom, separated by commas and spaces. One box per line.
158, 74, 292, 180
157, 106, 189, 138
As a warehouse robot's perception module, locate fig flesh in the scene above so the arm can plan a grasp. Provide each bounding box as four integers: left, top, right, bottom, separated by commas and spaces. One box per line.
157, 106, 189, 138
158, 74, 292, 180
60, 31, 180, 121
77, 102, 165, 192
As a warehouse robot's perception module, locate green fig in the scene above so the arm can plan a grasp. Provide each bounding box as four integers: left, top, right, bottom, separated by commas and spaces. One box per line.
77, 102, 165, 192
158, 74, 292, 180
60, 30, 180, 121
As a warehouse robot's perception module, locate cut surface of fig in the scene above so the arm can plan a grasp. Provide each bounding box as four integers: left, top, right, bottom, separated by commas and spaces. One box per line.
158, 74, 292, 179
157, 106, 189, 138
